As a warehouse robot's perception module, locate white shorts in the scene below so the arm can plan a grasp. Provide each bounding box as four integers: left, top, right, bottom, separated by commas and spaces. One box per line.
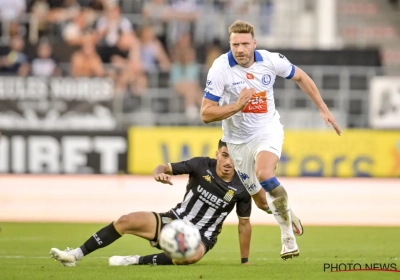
227, 118, 284, 196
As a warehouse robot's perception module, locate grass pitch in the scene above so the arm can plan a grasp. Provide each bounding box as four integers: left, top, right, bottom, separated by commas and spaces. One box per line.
0, 222, 399, 280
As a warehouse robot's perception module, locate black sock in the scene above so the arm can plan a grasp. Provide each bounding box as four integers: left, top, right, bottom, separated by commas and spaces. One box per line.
139, 253, 174, 265
79, 222, 121, 256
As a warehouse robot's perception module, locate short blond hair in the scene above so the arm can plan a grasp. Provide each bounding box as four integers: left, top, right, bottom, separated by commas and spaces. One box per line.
228, 20, 255, 38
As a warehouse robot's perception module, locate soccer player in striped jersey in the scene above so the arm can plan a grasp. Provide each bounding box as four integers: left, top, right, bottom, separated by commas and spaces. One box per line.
49, 140, 303, 266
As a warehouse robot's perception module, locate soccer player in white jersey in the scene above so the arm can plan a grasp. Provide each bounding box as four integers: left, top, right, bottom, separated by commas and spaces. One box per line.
200, 20, 341, 260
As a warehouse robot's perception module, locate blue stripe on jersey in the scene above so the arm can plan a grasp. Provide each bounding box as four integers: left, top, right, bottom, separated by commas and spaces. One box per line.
286, 64, 295, 79
204, 91, 220, 102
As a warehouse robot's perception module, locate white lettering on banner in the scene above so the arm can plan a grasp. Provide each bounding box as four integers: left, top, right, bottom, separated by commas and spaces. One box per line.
63, 137, 92, 173
50, 78, 114, 103
0, 135, 126, 174
29, 136, 60, 173
369, 76, 400, 128
12, 136, 25, 173
94, 137, 126, 174
0, 77, 116, 131
0, 137, 8, 172
0, 77, 48, 100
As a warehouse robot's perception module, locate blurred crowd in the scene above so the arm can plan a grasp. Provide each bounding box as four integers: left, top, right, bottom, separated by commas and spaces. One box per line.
0, 0, 273, 118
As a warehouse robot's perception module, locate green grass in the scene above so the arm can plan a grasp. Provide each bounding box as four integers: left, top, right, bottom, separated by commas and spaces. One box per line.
0, 223, 399, 280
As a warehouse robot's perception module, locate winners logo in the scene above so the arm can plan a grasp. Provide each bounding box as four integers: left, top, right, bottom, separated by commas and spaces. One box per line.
223, 190, 235, 202
242, 91, 267, 114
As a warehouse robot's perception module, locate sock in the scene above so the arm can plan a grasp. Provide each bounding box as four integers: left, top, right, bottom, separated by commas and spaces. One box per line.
260, 178, 294, 238
79, 222, 122, 256
139, 253, 174, 265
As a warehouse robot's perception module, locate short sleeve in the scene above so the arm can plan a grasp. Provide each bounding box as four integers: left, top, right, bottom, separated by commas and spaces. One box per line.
271, 53, 295, 79
170, 157, 205, 176
203, 61, 225, 103
236, 192, 252, 218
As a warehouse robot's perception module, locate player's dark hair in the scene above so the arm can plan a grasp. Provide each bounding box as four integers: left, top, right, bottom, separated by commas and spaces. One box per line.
218, 139, 227, 149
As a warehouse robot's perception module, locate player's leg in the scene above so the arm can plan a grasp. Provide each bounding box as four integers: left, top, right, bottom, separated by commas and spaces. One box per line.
49, 211, 157, 266
253, 120, 300, 259
110, 213, 211, 266
252, 187, 303, 236
133, 242, 206, 266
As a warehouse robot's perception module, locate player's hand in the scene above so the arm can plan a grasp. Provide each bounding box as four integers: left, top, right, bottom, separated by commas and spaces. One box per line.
154, 173, 173, 185
236, 88, 256, 111
320, 108, 341, 136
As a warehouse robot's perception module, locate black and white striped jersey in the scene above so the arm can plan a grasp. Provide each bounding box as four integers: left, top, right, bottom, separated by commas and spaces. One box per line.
169, 157, 252, 242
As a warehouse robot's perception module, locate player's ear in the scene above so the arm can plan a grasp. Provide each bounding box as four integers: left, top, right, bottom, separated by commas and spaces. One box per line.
215, 151, 218, 158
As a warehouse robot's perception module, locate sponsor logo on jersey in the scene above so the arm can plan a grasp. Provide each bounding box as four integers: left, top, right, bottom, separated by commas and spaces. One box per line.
242, 91, 267, 114
197, 185, 229, 209
232, 81, 245, 86
203, 175, 212, 183
246, 73, 254, 79
223, 190, 235, 202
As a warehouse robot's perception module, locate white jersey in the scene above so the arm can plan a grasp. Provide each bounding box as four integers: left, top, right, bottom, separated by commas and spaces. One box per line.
204, 50, 295, 144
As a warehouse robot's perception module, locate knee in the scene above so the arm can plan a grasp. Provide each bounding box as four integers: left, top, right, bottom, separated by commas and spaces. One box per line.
114, 214, 130, 233
255, 200, 269, 211
256, 169, 275, 182
252, 191, 269, 211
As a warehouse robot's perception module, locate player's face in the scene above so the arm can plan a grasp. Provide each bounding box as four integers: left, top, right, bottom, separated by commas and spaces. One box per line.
229, 33, 256, 67
215, 146, 235, 176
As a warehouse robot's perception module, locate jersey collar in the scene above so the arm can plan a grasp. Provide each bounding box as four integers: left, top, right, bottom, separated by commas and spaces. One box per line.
227, 50, 263, 67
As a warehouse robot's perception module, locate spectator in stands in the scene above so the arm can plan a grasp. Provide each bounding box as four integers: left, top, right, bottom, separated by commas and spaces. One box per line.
30, 0, 51, 38
169, 0, 200, 46
205, 39, 222, 71
70, 30, 104, 77
46, 0, 81, 24
138, 24, 171, 74
95, 4, 136, 62
142, 0, 199, 49
169, 46, 202, 121
30, 39, 62, 77
109, 30, 146, 95
0, 0, 26, 22
62, 9, 89, 45
0, 36, 29, 76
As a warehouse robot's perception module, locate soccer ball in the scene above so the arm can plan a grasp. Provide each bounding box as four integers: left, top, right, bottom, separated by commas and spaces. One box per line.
159, 219, 201, 260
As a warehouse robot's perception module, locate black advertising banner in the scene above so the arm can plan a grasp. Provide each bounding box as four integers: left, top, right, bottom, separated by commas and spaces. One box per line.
0, 77, 116, 131
0, 131, 127, 174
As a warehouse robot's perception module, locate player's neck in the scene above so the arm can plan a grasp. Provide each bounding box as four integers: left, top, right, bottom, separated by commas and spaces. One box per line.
238, 57, 255, 68
216, 171, 234, 183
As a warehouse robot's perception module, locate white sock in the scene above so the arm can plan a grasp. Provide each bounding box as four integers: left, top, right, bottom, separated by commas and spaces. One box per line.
266, 190, 295, 239
74, 248, 84, 260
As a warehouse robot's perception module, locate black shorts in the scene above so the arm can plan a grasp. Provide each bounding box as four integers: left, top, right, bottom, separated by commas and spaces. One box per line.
150, 211, 216, 254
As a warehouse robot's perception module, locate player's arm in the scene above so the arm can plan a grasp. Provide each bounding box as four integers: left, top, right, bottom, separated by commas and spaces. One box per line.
272, 52, 341, 136
201, 98, 243, 124
153, 157, 204, 185
153, 164, 173, 185
290, 66, 341, 135
238, 217, 251, 265
200, 62, 254, 123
